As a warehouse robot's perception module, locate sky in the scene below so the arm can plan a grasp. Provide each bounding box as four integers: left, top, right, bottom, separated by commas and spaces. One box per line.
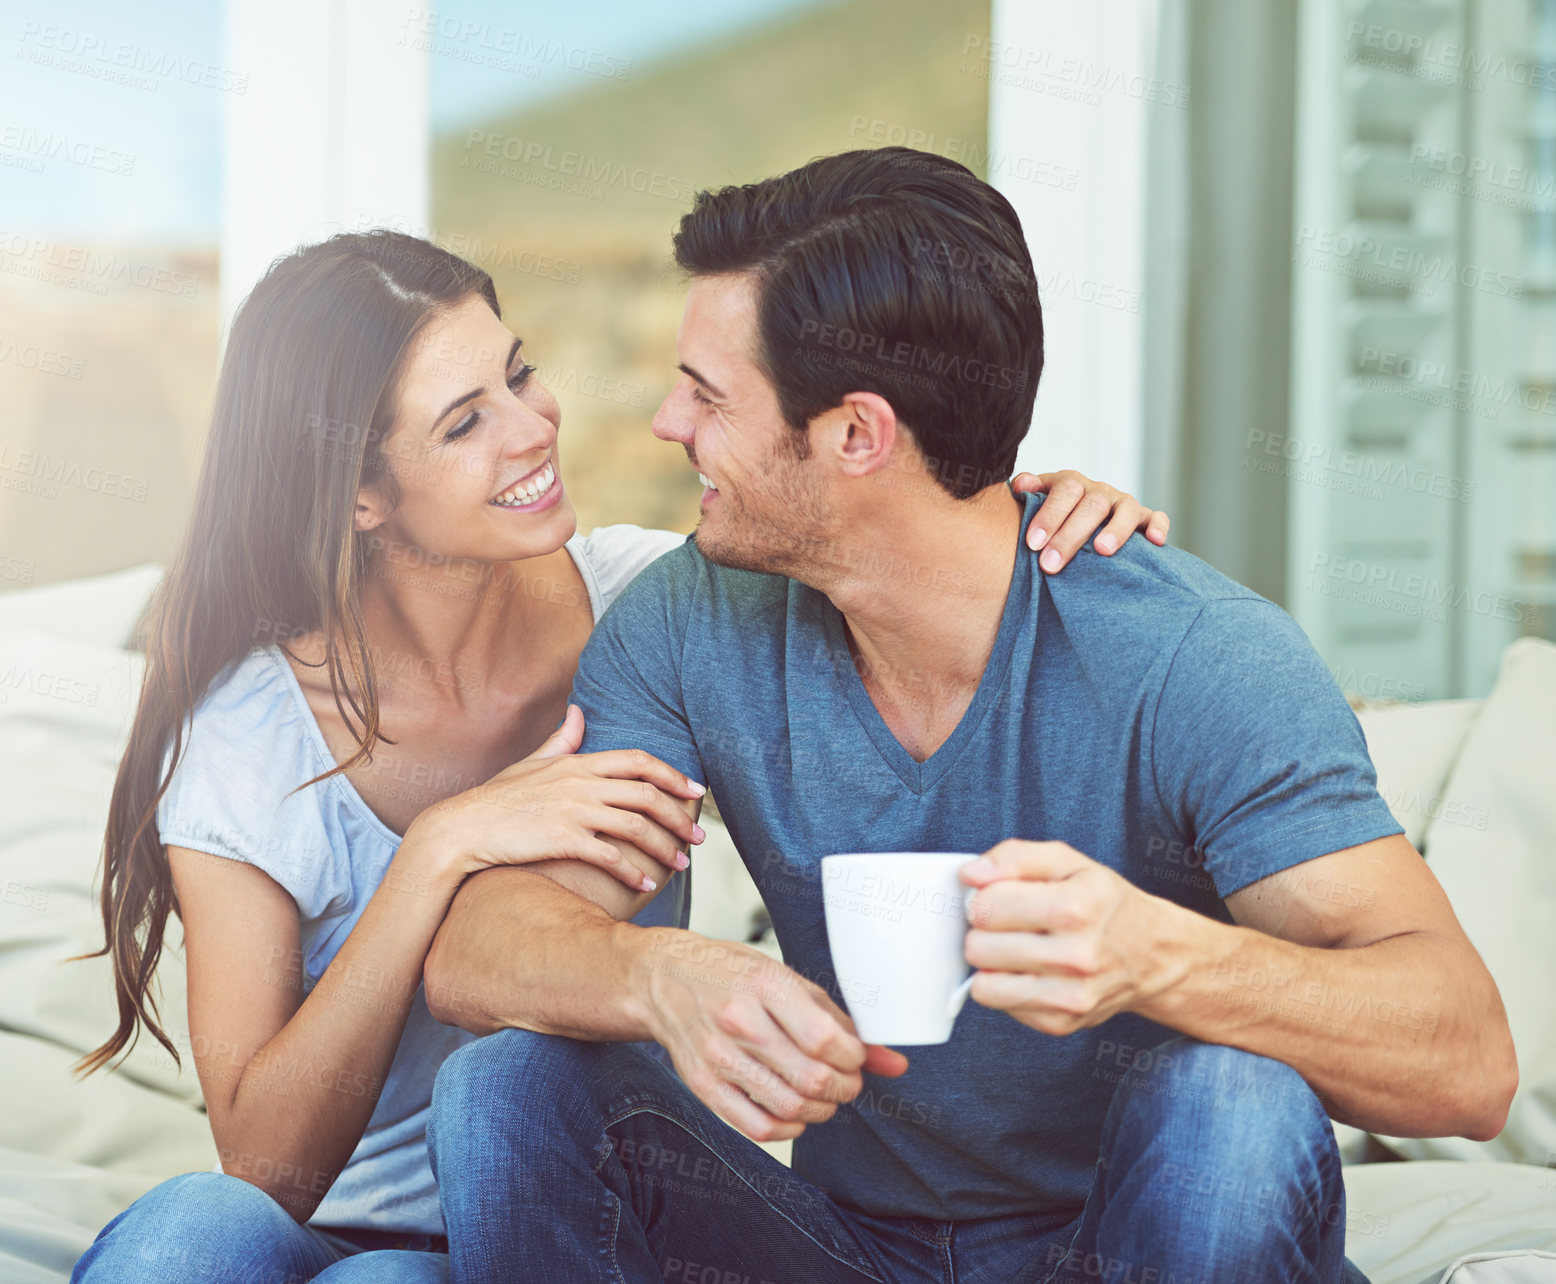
0, 0, 836, 240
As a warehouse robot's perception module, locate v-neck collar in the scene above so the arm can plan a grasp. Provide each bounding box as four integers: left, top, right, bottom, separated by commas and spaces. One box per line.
817, 504, 1035, 795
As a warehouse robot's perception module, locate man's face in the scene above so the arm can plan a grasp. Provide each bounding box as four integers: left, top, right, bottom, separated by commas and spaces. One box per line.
651, 272, 833, 575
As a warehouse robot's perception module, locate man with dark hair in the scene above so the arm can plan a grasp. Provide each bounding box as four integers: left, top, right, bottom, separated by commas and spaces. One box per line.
423, 148, 1515, 1283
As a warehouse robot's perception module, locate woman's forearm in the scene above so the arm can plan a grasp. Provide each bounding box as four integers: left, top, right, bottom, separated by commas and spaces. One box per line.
217, 836, 463, 1223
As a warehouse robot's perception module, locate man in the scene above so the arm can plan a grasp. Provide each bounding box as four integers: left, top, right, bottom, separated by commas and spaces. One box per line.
421, 148, 1516, 1283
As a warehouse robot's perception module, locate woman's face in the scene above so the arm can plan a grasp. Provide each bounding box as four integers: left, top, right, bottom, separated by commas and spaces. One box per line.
360, 293, 576, 565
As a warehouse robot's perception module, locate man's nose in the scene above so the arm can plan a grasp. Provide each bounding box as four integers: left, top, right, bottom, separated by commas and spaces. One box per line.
651, 395, 691, 445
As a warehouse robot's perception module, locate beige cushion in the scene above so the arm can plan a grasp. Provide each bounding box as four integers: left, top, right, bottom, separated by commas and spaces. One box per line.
0, 1033, 212, 1177
685, 808, 768, 946
1342, 1162, 1556, 1284
1353, 699, 1483, 852
0, 626, 203, 1112
0, 563, 163, 651
1375, 639, 1556, 1166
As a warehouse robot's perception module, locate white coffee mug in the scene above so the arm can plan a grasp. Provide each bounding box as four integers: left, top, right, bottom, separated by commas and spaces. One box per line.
820, 851, 979, 1045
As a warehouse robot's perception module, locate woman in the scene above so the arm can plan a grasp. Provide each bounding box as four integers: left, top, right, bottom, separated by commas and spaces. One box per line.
67, 231, 1169, 1282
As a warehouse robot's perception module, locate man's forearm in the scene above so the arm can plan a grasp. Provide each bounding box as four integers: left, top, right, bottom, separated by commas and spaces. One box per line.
423, 865, 665, 1040
1140, 904, 1515, 1140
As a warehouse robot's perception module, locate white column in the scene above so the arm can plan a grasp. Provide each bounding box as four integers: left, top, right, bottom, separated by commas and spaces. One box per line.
220, 0, 428, 335
987, 0, 1163, 494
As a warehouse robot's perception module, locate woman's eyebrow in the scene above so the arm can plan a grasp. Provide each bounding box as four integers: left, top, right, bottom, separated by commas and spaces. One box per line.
432, 336, 523, 428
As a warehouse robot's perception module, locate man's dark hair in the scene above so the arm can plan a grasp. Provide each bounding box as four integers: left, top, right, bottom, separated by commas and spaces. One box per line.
672, 146, 1042, 500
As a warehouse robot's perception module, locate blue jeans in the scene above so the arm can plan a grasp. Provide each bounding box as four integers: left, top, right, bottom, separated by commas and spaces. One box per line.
69, 1170, 449, 1283
425, 1029, 1371, 1284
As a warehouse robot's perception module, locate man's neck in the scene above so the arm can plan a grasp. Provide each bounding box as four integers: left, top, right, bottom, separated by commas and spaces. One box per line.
811, 483, 1026, 740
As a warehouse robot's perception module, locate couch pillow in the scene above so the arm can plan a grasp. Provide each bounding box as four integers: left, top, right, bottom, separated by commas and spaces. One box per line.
0, 624, 203, 1114
0, 564, 163, 651
1342, 1161, 1556, 1284
1352, 699, 1483, 852
1375, 638, 1556, 1166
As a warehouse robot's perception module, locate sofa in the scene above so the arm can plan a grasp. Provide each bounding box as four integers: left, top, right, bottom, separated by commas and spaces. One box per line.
0, 564, 1553, 1284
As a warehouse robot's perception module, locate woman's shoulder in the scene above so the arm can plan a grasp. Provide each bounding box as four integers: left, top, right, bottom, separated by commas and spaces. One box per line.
169, 646, 312, 766
567, 524, 689, 620
156, 646, 351, 917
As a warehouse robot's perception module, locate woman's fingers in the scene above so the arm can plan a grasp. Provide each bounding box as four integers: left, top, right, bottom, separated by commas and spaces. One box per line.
590, 777, 703, 848
576, 803, 689, 871
1020, 471, 1084, 553
575, 838, 662, 891
528, 703, 585, 760
1037, 485, 1117, 572
584, 747, 707, 800
1093, 500, 1148, 557
1010, 470, 1051, 495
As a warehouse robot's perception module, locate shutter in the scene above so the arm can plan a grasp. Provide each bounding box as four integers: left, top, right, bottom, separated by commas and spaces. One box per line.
1288, 0, 1556, 698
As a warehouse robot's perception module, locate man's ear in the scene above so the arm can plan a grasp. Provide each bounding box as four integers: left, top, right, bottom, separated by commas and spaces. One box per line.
825, 391, 898, 479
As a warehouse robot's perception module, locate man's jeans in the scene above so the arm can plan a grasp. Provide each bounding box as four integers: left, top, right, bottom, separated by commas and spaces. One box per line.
426, 1029, 1371, 1283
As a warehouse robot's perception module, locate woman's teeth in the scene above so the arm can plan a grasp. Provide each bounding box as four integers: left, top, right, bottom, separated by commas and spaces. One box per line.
492, 462, 556, 507
699, 472, 718, 491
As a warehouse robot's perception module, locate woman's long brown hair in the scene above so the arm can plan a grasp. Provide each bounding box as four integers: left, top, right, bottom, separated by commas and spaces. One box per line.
69, 231, 500, 1077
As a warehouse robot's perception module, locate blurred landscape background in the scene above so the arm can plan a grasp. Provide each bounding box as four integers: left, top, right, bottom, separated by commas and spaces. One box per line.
428, 0, 989, 534
4, 0, 1550, 698
0, 0, 987, 582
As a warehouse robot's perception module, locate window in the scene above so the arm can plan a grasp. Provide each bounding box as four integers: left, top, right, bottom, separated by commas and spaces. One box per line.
426, 0, 992, 534
0, 1, 226, 583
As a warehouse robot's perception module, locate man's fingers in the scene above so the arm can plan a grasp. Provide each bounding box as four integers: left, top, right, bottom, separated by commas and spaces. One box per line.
963, 877, 1092, 933
694, 1071, 809, 1143
1146, 510, 1171, 545
763, 983, 869, 1078
969, 968, 1093, 1019
965, 926, 1100, 974
862, 1044, 911, 1077
715, 1043, 837, 1125
713, 1005, 858, 1117
961, 840, 1091, 887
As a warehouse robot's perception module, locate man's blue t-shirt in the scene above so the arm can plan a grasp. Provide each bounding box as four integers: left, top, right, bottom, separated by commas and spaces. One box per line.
570, 487, 1403, 1223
